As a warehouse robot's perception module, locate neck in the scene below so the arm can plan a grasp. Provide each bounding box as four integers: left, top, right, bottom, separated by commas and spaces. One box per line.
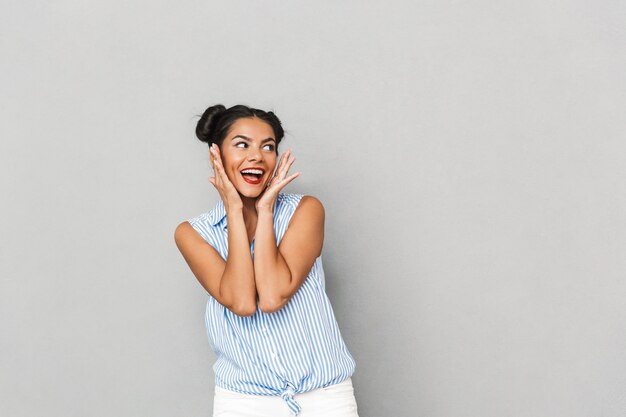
240, 195, 258, 220
239, 195, 259, 242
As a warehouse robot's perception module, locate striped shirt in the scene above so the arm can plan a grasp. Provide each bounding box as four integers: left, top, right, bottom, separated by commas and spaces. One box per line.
187, 193, 356, 415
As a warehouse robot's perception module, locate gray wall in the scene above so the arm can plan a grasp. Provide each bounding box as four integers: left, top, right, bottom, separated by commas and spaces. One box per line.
2, 1, 625, 416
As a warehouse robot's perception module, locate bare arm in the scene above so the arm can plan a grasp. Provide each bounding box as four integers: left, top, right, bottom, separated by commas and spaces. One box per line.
254, 195, 324, 313
173, 144, 257, 316
252, 149, 320, 313
174, 214, 257, 316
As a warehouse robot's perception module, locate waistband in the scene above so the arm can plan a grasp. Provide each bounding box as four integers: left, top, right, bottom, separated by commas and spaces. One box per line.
214, 378, 353, 416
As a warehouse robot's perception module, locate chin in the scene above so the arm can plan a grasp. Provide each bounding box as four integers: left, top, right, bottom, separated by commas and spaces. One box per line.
241, 192, 263, 200
237, 187, 265, 200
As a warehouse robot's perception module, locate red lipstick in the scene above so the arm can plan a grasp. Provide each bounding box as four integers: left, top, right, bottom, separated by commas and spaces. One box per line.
242, 175, 263, 185
240, 167, 265, 185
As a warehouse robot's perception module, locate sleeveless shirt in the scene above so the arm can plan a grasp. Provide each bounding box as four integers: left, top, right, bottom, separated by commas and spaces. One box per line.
187, 193, 356, 415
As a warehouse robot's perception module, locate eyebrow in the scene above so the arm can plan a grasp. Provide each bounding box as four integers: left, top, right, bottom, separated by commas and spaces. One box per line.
231, 135, 276, 143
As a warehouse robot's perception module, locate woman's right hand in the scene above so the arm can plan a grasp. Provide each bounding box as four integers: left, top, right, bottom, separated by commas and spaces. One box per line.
209, 144, 243, 212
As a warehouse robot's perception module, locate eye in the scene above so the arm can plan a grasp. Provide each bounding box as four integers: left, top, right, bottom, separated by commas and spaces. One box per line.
235, 142, 247, 148
263, 143, 275, 151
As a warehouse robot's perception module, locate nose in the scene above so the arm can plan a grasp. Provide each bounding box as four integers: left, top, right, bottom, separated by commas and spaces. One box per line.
247, 145, 263, 162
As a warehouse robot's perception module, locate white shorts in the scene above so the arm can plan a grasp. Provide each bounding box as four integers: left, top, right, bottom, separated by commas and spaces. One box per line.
212, 378, 359, 417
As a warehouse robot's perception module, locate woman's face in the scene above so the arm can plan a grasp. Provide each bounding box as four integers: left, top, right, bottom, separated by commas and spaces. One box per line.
218, 117, 278, 199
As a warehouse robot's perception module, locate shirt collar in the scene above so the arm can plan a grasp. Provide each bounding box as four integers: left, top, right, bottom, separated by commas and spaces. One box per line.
207, 199, 227, 229
207, 196, 281, 230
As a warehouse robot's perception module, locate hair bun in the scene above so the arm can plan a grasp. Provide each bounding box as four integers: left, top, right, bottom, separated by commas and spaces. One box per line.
196, 104, 226, 144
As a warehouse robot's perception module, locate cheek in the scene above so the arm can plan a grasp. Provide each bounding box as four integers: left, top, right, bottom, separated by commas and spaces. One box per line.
219, 162, 238, 182
268, 156, 278, 172
220, 153, 240, 175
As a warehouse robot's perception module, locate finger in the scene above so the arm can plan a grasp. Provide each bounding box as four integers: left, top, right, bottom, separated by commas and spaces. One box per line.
273, 150, 289, 179
271, 172, 300, 192
211, 147, 227, 179
213, 143, 224, 163
271, 169, 300, 189
214, 162, 225, 188
210, 144, 220, 160
279, 152, 296, 180
215, 160, 229, 185
211, 148, 238, 193
212, 158, 226, 189
284, 153, 296, 172
265, 153, 283, 187
209, 146, 219, 170
208, 151, 216, 171
208, 148, 220, 185
274, 150, 288, 177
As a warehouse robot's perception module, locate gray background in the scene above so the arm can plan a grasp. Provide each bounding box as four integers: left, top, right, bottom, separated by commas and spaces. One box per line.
1, 1, 625, 416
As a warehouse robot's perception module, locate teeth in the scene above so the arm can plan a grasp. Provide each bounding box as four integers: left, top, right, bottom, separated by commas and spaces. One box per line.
241, 169, 264, 175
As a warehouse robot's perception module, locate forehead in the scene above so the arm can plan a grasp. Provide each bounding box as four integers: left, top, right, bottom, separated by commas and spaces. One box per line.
227, 117, 275, 139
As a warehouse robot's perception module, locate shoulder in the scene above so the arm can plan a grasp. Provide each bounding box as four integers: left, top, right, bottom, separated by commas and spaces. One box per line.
174, 221, 197, 247
278, 195, 325, 251
278, 193, 324, 211
174, 209, 219, 245
174, 214, 210, 239
298, 195, 324, 212
291, 194, 325, 223
275, 194, 324, 229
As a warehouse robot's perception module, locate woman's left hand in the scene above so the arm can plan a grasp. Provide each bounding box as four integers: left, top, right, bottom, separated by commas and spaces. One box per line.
256, 149, 300, 212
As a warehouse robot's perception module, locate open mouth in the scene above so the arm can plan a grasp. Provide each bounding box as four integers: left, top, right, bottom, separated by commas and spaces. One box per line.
240, 168, 265, 185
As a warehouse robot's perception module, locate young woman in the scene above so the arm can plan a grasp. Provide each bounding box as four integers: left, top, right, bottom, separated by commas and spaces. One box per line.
175, 104, 358, 417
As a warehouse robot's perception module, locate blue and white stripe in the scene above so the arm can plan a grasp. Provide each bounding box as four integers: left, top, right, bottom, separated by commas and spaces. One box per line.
188, 193, 356, 415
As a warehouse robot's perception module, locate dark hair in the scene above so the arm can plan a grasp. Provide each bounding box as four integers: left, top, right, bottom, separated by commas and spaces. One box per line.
195, 104, 284, 152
